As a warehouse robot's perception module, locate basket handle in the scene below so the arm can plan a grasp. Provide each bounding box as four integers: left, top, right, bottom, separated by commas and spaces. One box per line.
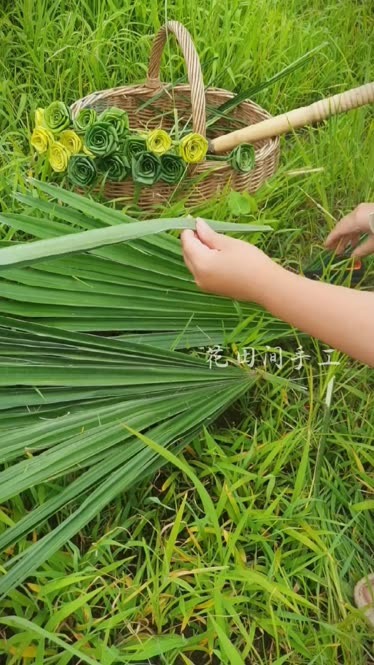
210, 82, 374, 153
146, 21, 206, 137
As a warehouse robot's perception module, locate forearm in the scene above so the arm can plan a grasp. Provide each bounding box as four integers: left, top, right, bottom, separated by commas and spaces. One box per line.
181, 218, 374, 366
257, 264, 374, 366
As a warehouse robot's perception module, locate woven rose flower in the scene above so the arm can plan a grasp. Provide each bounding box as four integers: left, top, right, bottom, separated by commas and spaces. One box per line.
99, 107, 129, 138
123, 135, 147, 162
48, 141, 70, 172
59, 130, 83, 155
85, 122, 119, 157
146, 129, 172, 156
132, 151, 161, 186
179, 133, 208, 164
73, 108, 97, 134
160, 153, 186, 185
44, 101, 71, 134
34, 108, 46, 128
68, 155, 97, 187
229, 144, 255, 173
98, 153, 129, 182
30, 127, 54, 154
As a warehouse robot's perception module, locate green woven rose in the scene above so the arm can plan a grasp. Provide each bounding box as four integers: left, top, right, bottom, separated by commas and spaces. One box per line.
124, 135, 147, 162
67, 155, 97, 187
132, 151, 161, 186
98, 152, 129, 182
160, 153, 186, 185
99, 107, 129, 138
73, 108, 97, 134
229, 144, 255, 173
44, 101, 71, 134
85, 121, 119, 157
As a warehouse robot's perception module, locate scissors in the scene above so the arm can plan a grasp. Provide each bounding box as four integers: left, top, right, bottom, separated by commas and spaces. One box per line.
303, 250, 366, 286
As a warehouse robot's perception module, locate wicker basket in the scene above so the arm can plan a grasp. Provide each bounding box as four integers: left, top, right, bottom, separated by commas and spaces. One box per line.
70, 21, 280, 211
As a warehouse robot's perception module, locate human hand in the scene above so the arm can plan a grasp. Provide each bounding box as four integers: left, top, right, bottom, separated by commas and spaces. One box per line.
181, 219, 280, 305
325, 203, 374, 258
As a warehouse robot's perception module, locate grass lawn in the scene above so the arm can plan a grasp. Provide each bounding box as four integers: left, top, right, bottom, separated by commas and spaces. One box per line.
0, 0, 373, 663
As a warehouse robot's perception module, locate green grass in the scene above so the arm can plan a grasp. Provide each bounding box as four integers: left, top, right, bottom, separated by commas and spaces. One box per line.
0, 0, 373, 663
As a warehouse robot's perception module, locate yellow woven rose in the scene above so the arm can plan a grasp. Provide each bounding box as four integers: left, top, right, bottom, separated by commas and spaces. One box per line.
48, 141, 70, 172
179, 133, 208, 164
30, 127, 54, 154
146, 129, 172, 156
35, 108, 46, 128
59, 130, 82, 155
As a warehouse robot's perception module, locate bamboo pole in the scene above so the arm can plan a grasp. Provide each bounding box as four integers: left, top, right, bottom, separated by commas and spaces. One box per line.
210, 82, 374, 154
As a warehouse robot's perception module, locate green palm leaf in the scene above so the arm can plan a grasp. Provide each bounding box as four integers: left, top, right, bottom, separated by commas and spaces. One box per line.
0, 316, 254, 596
0, 182, 289, 347
0, 215, 270, 270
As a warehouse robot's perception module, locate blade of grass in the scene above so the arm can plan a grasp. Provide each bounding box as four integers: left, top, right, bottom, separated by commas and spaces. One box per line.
207, 42, 328, 127
0, 617, 101, 665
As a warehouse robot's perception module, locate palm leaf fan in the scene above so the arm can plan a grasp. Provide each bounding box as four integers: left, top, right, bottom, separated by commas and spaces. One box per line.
0, 181, 290, 348
0, 316, 255, 596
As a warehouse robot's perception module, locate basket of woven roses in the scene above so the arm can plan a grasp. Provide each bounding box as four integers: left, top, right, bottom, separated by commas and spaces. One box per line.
30, 21, 279, 211
30, 21, 373, 212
